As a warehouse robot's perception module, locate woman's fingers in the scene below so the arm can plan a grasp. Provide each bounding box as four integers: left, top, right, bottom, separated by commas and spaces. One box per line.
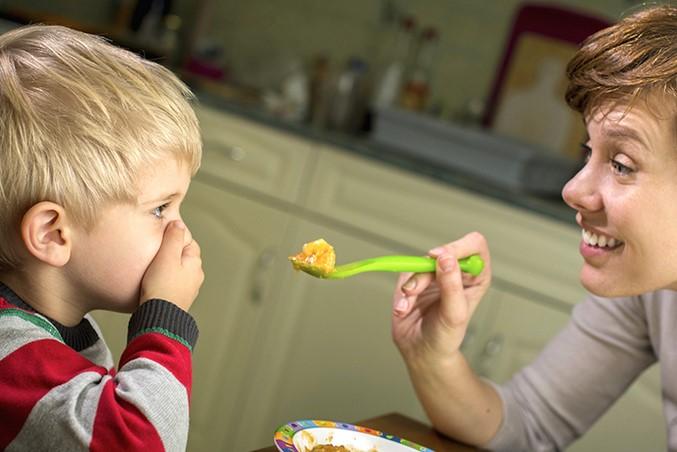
431, 231, 488, 258
393, 272, 429, 316
435, 250, 469, 327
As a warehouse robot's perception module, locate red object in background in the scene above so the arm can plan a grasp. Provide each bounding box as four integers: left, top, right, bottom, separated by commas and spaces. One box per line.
482, 3, 611, 128
184, 56, 226, 81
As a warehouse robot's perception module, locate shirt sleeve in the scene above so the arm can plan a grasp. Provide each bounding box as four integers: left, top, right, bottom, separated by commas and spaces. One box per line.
0, 298, 198, 452
484, 294, 656, 452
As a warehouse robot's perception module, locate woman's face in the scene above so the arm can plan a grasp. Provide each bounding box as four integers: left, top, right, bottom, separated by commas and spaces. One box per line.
562, 103, 677, 297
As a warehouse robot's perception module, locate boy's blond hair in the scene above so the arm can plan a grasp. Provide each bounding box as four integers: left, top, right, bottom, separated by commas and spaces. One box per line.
0, 25, 202, 270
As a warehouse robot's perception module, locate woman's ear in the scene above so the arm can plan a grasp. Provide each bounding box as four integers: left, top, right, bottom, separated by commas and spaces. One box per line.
20, 201, 73, 267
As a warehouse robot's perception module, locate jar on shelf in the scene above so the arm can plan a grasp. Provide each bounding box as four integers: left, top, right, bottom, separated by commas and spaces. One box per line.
400, 26, 439, 112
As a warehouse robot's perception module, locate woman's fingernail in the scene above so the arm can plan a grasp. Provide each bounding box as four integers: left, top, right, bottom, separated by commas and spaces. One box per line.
402, 278, 416, 291
394, 297, 410, 314
428, 247, 445, 256
439, 255, 456, 273
174, 220, 186, 230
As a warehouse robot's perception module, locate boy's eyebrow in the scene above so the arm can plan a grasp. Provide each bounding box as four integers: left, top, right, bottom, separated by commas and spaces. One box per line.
138, 192, 183, 205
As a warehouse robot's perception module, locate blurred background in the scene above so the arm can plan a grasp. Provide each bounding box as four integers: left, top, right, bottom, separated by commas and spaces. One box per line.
0, 0, 639, 156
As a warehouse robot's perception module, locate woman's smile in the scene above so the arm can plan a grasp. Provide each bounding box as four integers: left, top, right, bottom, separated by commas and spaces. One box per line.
579, 226, 624, 260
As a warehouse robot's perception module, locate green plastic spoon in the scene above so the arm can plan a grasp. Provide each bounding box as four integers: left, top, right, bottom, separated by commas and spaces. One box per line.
290, 252, 484, 280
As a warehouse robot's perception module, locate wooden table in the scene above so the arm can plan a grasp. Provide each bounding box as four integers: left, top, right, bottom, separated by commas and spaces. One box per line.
252, 412, 478, 451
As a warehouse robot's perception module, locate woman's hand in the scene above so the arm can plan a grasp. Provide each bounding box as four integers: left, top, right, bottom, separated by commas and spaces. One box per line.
392, 232, 492, 366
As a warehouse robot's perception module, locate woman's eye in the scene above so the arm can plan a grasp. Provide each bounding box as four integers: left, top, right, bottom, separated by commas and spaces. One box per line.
580, 143, 592, 163
152, 203, 169, 219
611, 159, 633, 176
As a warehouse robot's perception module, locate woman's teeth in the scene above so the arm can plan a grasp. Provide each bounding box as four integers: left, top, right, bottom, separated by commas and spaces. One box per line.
582, 229, 622, 248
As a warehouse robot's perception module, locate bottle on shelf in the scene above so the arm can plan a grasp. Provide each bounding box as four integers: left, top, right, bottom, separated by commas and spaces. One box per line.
327, 57, 369, 133
308, 55, 332, 128
399, 26, 439, 112
372, 15, 417, 110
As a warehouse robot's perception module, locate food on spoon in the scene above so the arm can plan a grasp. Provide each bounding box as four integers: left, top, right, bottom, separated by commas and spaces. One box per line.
288, 238, 336, 278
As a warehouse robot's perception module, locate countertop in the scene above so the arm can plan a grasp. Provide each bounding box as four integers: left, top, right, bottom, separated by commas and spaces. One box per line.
190, 80, 576, 226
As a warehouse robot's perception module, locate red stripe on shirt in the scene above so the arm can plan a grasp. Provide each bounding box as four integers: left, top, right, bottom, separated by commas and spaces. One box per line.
0, 297, 25, 311
120, 332, 193, 400
90, 378, 165, 452
0, 338, 107, 449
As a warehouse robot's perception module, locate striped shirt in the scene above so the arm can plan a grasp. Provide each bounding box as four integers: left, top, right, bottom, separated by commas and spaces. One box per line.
0, 282, 198, 451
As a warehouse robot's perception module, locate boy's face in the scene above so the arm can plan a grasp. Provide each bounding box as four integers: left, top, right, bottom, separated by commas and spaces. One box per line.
562, 102, 677, 297
66, 158, 193, 313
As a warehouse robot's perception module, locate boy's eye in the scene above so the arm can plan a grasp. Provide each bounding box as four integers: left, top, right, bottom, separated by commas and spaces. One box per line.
152, 203, 170, 219
580, 143, 592, 163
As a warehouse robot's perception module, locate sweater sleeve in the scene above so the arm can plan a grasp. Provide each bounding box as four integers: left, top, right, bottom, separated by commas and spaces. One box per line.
484, 294, 656, 452
0, 299, 198, 452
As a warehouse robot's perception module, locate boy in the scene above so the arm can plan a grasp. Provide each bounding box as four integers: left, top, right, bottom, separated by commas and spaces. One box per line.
0, 24, 204, 451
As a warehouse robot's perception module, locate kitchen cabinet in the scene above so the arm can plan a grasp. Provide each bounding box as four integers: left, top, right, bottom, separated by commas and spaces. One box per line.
179, 181, 294, 451
472, 289, 571, 382
93, 104, 664, 451
233, 221, 428, 451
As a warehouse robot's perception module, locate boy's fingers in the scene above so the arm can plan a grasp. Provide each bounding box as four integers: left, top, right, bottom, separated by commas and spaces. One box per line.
182, 240, 201, 259
182, 225, 193, 247
156, 220, 187, 260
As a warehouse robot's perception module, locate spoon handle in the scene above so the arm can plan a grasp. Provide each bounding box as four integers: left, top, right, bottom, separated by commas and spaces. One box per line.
328, 254, 484, 279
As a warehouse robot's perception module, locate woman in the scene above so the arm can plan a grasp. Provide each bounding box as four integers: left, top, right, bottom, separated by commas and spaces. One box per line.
391, 4, 677, 450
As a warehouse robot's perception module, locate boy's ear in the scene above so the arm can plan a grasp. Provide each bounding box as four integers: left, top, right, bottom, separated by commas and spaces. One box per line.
20, 201, 73, 267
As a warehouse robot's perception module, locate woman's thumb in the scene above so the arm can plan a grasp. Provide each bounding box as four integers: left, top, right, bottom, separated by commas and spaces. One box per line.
436, 253, 469, 327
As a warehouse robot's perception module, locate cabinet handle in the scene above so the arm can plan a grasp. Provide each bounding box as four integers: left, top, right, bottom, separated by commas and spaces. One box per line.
482, 334, 504, 358
461, 326, 476, 351
226, 145, 246, 161
206, 139, 247, 162
250, 248, 275, 304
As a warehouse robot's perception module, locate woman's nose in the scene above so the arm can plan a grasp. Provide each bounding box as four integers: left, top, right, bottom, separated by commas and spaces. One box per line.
562, 164, 602, 212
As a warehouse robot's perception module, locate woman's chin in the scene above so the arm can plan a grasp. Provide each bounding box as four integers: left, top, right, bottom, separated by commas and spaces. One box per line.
580, 269, 626, 298
580, 269, 648, 298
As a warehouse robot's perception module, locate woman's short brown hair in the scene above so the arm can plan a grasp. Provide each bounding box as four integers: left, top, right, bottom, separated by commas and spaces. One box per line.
566, 4, 677, 118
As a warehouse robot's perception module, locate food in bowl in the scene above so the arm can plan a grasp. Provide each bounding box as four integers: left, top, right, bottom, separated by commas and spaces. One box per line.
308, 446, 352, 452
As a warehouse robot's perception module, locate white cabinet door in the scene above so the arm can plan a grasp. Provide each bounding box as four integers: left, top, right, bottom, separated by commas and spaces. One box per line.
233, 220, 428, 451
304, 145, 585, 308
180, 178, 292, 452
472, 288, 571, 382
195, 105, 316, 203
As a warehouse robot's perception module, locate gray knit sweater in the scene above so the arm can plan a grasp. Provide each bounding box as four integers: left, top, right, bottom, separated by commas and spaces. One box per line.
485, 290, 676, 451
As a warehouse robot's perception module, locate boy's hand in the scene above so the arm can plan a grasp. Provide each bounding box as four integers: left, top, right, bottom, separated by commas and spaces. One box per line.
140, 220, 204, 312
